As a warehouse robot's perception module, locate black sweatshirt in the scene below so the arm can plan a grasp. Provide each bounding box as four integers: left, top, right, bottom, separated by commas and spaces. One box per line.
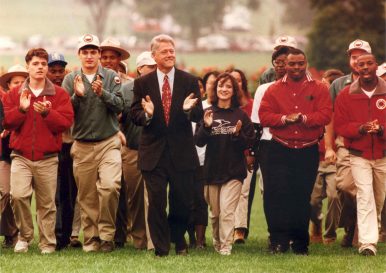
194, 105, 255, 185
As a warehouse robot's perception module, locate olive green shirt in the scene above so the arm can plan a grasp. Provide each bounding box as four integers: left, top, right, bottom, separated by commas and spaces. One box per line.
62, 65, 124, 141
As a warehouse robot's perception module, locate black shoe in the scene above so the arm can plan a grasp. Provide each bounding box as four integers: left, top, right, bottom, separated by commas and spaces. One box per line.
293, 248, 309, 255
100, 240, 114, 252
270, 244, 289, 254
176, 248, 188, 256
115, 241, 125, 248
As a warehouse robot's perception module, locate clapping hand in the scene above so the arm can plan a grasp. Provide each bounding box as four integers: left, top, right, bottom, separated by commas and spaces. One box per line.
19, 88, 31, 112
360, 119, 381, 134
203, 109, 213, 127
285, 113, 302, 124
92, 75, 103, 96
141, 95, 154, 117
33, 96, 51, 116
74, 75, 85, 97
234, 120, 242, 136
183, 93, 198, 111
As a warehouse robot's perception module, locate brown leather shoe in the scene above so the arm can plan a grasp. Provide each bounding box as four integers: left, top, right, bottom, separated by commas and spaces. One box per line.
69, 236, 82, 248
100, 240, 114, 252
234, 228, 246, 244
310, 222, 323, 244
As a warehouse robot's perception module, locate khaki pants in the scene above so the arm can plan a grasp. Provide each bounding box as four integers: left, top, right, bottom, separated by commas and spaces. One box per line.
121, 146, 147, 249
310, 161, 341, 239
350, 155, 386, 253
0, 160, 17, 238
335, 146, 357, 231
205, 180, 242, 252
71, 134, 121, 250
234, 170, 253, 229
10, 155, 58, 250
71, 199, 81, 237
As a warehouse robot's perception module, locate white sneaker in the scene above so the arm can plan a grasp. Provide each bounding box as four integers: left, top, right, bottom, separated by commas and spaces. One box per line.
213, 239, 221, 253
14, 240, 29, 253
219, 249, 231, 256
41, 248, 55, 254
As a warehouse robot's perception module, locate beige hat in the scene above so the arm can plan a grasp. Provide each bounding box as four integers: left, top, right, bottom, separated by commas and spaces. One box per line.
136, 51, 156, 68
100, 37, 130, 60
0, 64, 28, 90
347, 39, 371, 54
376, 62, 386, 77
274, 35, 297, 50
78, 34, 100, 50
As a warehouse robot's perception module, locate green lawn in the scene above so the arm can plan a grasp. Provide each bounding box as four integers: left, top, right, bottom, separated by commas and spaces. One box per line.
1, 187, 385, 273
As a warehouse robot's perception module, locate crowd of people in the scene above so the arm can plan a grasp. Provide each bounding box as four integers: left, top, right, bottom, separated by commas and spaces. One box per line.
0, 33, 385, 257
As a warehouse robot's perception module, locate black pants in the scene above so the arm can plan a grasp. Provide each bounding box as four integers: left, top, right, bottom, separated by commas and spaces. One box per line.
262, 140, 319, 252
114, 176, 128, 244
55, 143, 78, 247
142, 149, 195, 256
191, 166, 208, 226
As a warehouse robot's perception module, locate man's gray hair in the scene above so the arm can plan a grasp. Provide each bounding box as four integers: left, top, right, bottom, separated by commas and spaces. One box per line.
150, 34, 175, 53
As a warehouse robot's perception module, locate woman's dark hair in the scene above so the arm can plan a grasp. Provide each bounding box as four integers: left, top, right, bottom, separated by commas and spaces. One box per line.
211, 72, 241, 108
202, 70, 220, 91
225, 68, 250, 99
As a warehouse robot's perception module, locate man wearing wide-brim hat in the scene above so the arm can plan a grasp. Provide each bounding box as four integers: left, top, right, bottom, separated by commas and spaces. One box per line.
100, 37, 131, 83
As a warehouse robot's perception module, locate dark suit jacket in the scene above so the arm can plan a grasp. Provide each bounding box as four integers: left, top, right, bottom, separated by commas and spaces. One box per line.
130, 68, 203, 172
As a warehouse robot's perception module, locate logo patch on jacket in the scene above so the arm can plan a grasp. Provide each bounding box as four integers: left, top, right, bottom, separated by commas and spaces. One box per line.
376, 98, 386, 110
114, 76, 121, 84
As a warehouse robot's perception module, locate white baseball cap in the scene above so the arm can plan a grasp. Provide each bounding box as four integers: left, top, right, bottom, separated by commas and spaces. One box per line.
78, 34, 100, 50
376, 62, 386, 77
347, 39, 371, 54
136, 51, 156, 68
274, 35, 298, 49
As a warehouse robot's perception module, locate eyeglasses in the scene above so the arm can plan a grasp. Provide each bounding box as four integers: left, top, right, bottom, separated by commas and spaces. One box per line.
273, 60, 286, 66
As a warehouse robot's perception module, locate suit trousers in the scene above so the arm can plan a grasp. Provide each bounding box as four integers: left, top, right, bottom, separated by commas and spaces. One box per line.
142, 147, 195, 256
71, 134, 121, 251
10, 155, 58, 250
262, 140, 319, 251
0, 160, 17, 238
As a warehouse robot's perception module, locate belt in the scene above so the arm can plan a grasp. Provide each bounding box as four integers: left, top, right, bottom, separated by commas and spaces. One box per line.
272, 135, 319, 149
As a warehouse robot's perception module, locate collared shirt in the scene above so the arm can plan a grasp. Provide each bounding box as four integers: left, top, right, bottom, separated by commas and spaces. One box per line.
251, 81, 274, 140
156, 67, 175, 96
259, 73, 332, 148
329, 74, 353, 104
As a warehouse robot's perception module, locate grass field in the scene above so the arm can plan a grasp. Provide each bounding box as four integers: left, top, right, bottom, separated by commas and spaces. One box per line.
1, 187, 385, 273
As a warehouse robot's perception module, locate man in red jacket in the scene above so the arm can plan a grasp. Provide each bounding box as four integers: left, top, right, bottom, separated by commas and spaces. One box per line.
259, 48, 332, 255
334, 53, 385, 256
2, 48, 74, 254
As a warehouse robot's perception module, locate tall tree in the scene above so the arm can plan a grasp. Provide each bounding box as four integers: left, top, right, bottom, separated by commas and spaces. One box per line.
307, 0, 385, 72
134, 0, 260, 47
279, 0, 314, 29
79, 0, 123, 39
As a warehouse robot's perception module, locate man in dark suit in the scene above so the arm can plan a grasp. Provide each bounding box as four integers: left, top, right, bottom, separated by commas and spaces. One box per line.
131, 34, 203, 257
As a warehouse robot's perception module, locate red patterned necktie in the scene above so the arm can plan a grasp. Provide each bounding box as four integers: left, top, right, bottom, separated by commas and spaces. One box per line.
162, 75, 172, 125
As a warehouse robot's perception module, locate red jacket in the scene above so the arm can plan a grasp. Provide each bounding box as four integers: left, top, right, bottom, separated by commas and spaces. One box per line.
334, 78, 386, 160
2, 78, 74, 161
258, 73, 332, 148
